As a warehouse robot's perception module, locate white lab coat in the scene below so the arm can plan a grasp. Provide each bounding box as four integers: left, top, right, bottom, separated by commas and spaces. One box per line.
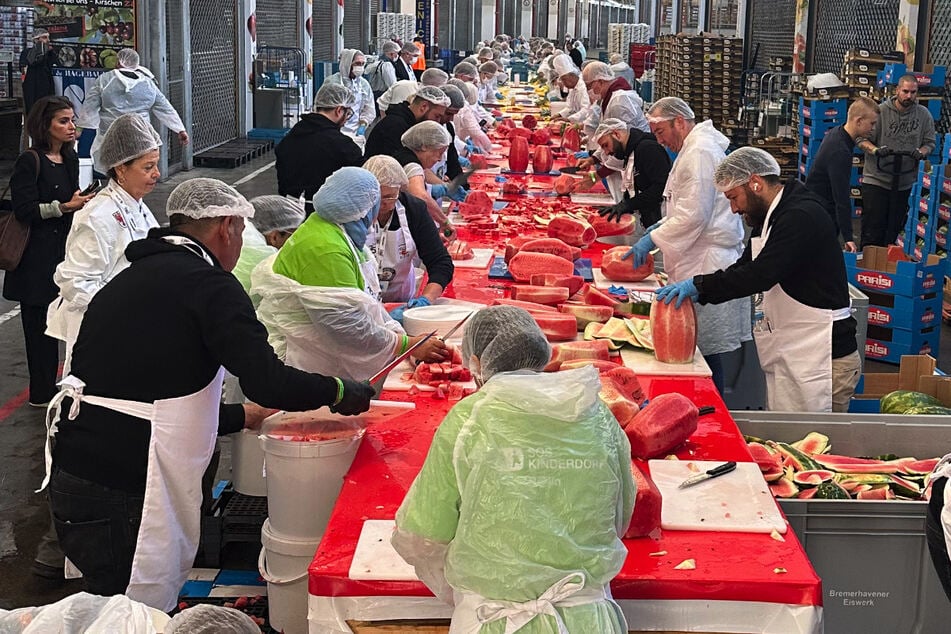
562, 76, 591, 122
325, 49, 376, 147
650, 121, 751, 356
453, 104, 492, 153
77, 67, 185, 173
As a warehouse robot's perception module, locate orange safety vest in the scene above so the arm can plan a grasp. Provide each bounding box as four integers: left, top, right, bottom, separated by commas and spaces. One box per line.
412, 42, 426, 70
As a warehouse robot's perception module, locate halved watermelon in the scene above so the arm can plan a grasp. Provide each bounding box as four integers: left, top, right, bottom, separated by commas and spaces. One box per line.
792, 470, 835, 486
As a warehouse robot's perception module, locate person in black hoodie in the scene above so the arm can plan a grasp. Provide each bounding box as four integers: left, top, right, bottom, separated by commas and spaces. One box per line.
19, 29, 57, 114
656, 148, 860, 413
275, 83, 363, 212
592, 118, 671, 229
364, 85, 450, 159
44, 178, 374, 610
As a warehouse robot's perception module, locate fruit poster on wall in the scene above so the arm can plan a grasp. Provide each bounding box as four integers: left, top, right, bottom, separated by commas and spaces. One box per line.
33, 0, 136, 70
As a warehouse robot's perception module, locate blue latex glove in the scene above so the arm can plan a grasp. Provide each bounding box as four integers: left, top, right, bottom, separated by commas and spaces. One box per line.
458, 156, 471, 168
495, 92, 504, 99
356, 124, 367, 135
388, 304, 407, 323
621, 234, 654, 269
406, 296, 431, 309
448, 186, 468, 203
430, 184, 449, 199
465, 138, 484, 155
574, 151, 590, 159
655, 279, 698, 308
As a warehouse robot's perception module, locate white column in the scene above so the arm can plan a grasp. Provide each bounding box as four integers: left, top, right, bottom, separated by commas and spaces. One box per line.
697, 0, 708, 32
580, 0, 589, 39
567, 0, 578, 39
548, 0, 559, 39
735, 0, 747, 41
482, 0, 496, 42
521, 0, 534, 38
649, 0, 658, 36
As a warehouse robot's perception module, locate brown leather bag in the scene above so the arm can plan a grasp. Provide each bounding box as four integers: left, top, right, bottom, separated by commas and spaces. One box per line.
0, 150, 40, 271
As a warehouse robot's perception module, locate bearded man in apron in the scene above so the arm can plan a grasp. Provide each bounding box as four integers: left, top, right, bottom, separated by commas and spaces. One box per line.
656, 148, 861, 412
40, 178, 374, 611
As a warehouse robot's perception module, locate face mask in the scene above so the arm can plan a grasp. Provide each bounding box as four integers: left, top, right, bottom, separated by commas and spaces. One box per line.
343, 217, 370, 250
351, 66, 365, 77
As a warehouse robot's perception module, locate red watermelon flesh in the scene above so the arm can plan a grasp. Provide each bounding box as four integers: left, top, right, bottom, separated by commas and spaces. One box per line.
508, 251, 575, 282
603, 366, 645, 406
531, 312, 579, 342
562, 126, 581, 151
624, 463, 662, 539
812, 454, 902, 474
792, 470, 835, 486
509, 137, 530, 172
623, 392, 699, 459
583, 284, 621, 307
545, 340, 612, 372
510, 284, 570, 305
465, 190, 494, 210
600, 381, 640, 427
748, 442, 782, 473
521, 114, 538, 130
588, 213, 637, 238
519, 237, 575, 262
856, 485, 890, 500
558, 303, 613, 329
769, 478, 800, 498
458, 202, 490, 219
469, 154, 489, 170
547, 215, 596, 247
530, 128, 551, 146
491, 298, 559, 315
554, 174, 579, 196
762, 463, 785, 482
902, 458, 940, 475
510, 127, 533, 139
531, 274, 585, 296
601, 247, 654, 282
650, 297, 698, 364
797, 487, 819, 499
533, 145, 553, 173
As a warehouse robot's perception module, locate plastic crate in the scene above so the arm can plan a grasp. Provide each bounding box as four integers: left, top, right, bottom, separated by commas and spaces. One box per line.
731, 412, 951, 634
799, 97, 847, 121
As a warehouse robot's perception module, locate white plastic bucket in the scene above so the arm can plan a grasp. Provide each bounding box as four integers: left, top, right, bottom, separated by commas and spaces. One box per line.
260, 413, 365, 540
231, 428, 267, 497
259, 519, 319, 634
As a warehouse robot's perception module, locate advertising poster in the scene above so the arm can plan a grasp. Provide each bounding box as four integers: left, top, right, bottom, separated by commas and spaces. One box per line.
34, 0, 136, 71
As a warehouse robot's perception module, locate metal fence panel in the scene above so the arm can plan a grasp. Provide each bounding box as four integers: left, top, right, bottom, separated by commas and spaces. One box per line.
929, 0, 951, 132
313, 0, 334, 61
256, 0, 300, 49
746, 0, 795, 67
189, 0, 238, 151
811, 0, 899, 74
165, 0, 186, 169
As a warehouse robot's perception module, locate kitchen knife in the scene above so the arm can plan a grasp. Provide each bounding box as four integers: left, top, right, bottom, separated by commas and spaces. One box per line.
440, 311, 474, 341
446, 167, 477, 196
368, 331, 437, 385
678, 461, 737, 489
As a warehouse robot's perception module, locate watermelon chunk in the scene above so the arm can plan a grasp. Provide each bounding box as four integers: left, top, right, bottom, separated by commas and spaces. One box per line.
813, 454, 901, 474
464, 190, 494, 210
583, 284, 621, 308
624, 463, 662, 538
558, 359, 620, 372
531, 274, 585, 296
769, 477, 800, 498
588, 213, 637, 238
518, 237, 576, 262
531, 312, 579, 342
510, 284, 570, 305
547, 215, 596, 247
601, 246, 654, 282
902, 458, 941, 475
856, 485, 890, 500
557, 303, 613, 329
748, 442, 782, 473
545, 339, 612, 372
491, 298, 559, 315
790, 431, 830, 455
792, 470, 835, 486
623, 393, 698, 459
603, 366, 645, 406
650, 297, 697, 364
507, 251, 575, 282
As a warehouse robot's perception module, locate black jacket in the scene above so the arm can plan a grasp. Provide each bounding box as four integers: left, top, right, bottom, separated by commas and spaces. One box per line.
445, 121, 462, 180
394, 57, 412, 82
695, 180, 857, 358
54, 229, 342, 493
609, 129, 671, 228
365, 102, 418, 159
804, 125, 856, 244
3, 148, 76, 305
372, 192, 454, 289
275, 113, 363, 203
20, 45, 57, 112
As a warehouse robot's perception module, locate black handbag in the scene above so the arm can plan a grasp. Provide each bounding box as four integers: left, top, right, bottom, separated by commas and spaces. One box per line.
0, 150, 40, 271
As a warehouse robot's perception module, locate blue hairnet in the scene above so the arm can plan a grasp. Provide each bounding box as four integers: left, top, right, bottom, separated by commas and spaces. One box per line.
313, 166, 381, 225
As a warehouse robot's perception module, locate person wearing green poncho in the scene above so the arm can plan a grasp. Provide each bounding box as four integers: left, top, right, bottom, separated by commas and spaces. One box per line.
232, 196, 305, 296
392, 306, 635, 633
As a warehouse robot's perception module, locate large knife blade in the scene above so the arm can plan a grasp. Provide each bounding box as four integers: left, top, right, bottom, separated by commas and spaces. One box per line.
368, 330, 437, 384
446, 167, 477, 196
441, 311, 474, 341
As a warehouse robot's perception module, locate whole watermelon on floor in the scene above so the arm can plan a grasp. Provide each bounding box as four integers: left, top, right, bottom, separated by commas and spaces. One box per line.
880, 390, 943, 414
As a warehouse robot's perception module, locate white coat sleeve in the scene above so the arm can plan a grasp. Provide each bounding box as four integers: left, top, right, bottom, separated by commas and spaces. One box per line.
650, 155, 719, 257
149, 87, 185, 133
604, 91, 650, 133
358, 78, 375, 126
567, 83, 590, 116
76, 76, 104, 130
381, 61, 397, 89
53, 204, 121, 309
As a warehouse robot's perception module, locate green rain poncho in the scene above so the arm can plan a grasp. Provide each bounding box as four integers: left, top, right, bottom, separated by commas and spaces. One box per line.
393, 365, 635, 633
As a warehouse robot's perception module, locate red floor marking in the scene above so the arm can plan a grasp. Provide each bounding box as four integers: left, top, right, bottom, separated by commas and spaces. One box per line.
0, 387, 31, 422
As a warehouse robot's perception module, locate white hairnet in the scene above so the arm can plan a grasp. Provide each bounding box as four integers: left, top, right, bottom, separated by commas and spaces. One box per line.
453, 61, 478, 79
249, 195, 305, 233
165, 604, 260, 634
582, 61, 614, 83
401, 120, 451, 151
647, 96, 695, 122
603, 90, 649, 133
609, 53, 623, 65
167, 178, 255, 219
378, 80, 418, 110
594, 118, 628, 140
32, 28, 49, 40
462, 306, 551, 381
413, 85, 451, 107
420, 68, 449, 86
455, 80, 478, 105
314, 82, 356, 109
382, 41, 401, 55
98, 114, 163, 169
552, 54, 580, 78
478, 47, 494, 59
400, 43, 418, 56
714, 147, 782, 192
313, 166, 381, 224
479, 61, 499, 75
363, 155, 409, 188
441, 84, 465, 110
117, 48, 139, 68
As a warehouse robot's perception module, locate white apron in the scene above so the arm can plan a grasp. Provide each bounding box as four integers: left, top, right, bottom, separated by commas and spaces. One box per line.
341, 229, 382, 300
751, 205, 850, 412
450, 573, 625, 634
367, 201, 418, 303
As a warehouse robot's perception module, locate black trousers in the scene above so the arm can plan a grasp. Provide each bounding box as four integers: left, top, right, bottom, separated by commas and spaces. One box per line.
927, 476, 951, 601
861, 183, 910, 248
49, 469, 143, 597
20, 302, 59, 403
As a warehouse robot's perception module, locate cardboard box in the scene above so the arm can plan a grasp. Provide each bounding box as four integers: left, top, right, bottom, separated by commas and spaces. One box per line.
850, 354, 951, 410
845, 246, 943, 296
865, 330, 941, 365
865, 290, 942, 329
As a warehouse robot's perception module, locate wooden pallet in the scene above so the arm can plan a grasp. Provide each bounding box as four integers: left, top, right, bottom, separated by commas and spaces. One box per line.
193, 138, 274, 168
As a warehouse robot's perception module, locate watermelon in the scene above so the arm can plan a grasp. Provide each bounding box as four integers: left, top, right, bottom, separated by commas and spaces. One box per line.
531, 274, 585, 296
510, 284, 570, 305
464, 190, 494, 210
583, 284, 621, 308
558, 303, 613, 329
772, 442, 823, 472
491, 298, 559, 314
509, 136, 530, 172
604, 366, 645, 405
562, 125, 581, 151
547, 215, 596, 247
510, 127, 533, 140
880, 390, 942, 414
748, 442, 782, 473
797, 487, 819, 499
531, 312, 579, 342
762, 463, 785, 482
856, 485, 890, 500
529, 128, 551, 146
902, 458, 940, 475
623, 393, 699, 459
588, 213, 637, 238
601, 246, 654, 282
650, 297, 697, 364
769, 477, 799, 498
889, 474, 921, 498
792, 470, 835, 486
545, 340, 613, 371
519, 237, 576, 262
458, 202, 490, 219
624, 463, 662, 538
815, 481, 850, 499
533, 145, 553, 174
834, 473, 891, 487
790, 431, 830, 455
507, 251, 575, 282
813, 454, 901, 474
521, 114, 538, 130
902, 405, 951, 415
554, 174, 578, 196
600, 380, 640, 426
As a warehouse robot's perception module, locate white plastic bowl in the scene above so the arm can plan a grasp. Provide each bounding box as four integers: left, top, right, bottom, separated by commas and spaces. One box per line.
402, 304, 478, 339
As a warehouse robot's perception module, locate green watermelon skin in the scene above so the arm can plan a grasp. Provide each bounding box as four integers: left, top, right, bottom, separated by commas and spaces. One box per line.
901, 405, 951, 416
815, 481, 850, 499
880, 390, 942, 414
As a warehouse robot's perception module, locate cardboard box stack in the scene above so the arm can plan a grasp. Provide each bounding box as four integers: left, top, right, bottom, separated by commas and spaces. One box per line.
374, 13, 415, 49
608, 23, 650, 57
0, 6, 33, 100
849, 354, 950, 412
845, 246, 943, 364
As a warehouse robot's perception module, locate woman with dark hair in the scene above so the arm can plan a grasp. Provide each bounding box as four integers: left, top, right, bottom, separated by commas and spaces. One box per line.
4, 96, 94, 406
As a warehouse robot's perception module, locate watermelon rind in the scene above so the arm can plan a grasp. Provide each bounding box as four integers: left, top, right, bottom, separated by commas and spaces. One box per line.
902, 458, 940, 475
815, 481, 850, 499
901, 405, 951, 415
889, 475, 921, 498
813, 454, 901, 474
768, 477, 799, 498
790, 432, 830, 455
833, 473, 891, 486
792, 470, 835, 486
880, 390, 942, 414
771, 442, 823, 472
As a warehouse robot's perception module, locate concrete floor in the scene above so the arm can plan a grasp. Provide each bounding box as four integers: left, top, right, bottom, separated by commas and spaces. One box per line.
1, 150, 950, 610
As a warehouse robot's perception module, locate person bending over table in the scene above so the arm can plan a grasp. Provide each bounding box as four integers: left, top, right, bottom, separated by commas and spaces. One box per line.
393, 306, 635, 633
252, 167, 447, 381
362, 155, 454, 315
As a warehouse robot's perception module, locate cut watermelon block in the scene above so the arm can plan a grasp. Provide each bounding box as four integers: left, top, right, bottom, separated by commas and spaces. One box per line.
624, 463, 662, 538
558, 303, 614, 329
623, 393, 698, 459
510, 284, 570, 305
508, 251, 575, 282
531, 273, 585, 296
531, 312, 579, 342
545, 340, 612, 372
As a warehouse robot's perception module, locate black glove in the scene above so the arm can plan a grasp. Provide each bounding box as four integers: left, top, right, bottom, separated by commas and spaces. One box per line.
598, 202, 628, 223
875, 145, 893, 157
330, 378, 375, 415
911, 149, 926, 161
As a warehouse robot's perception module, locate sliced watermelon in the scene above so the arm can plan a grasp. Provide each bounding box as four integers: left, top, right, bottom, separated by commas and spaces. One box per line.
545, 340, 612, 372
625, 462, 662, 538
558, 303, 613, 329
558, 359, 620, 372
510, 284, 570, 305
583, 284, 620, 308
797, 488, 819, 499
834, 473, 891, 487
815, 481, 850, 499
901, 458, 941, 475
762, 463, 785, 482
771, 442, 823, 472
530, 273, 585, 296
748, 442, 782, 473
491, 298, 559, 314
603, 366, 645, 406
792, 470, 835, 486
769, 477, 799, 498
813, 454, 901, 474
856, 485, 890, 500
531, 312, 579, 342
889, 474, 921, 498
790, 432, 830, 455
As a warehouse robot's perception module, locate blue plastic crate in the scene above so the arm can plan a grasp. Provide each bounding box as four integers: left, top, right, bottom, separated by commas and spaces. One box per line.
798, 97, 847, 121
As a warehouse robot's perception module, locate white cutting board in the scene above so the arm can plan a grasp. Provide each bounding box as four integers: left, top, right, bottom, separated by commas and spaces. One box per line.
592, 267, 662, 290
452, 248, 496, 269
349, 520, 419, 581
619, 346, 711, 376
570, 192, 616, 206
648, 460, 787, 534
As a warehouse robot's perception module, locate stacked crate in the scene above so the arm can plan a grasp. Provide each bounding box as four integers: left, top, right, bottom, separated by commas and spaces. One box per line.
751, 137, 799, 181
374, 13, 415, 49
841, 48, 898, 98
0, 6, 33, 100
902, 141, 951, 259
655, 35, 743, 131
607, 23, 651, 57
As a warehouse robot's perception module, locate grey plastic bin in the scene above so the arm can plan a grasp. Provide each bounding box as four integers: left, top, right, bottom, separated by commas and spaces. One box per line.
731, 411, 951, 634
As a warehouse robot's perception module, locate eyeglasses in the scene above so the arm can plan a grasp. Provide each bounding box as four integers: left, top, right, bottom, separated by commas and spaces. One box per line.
380, 194, 400, 202
341, 106, 354, 119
